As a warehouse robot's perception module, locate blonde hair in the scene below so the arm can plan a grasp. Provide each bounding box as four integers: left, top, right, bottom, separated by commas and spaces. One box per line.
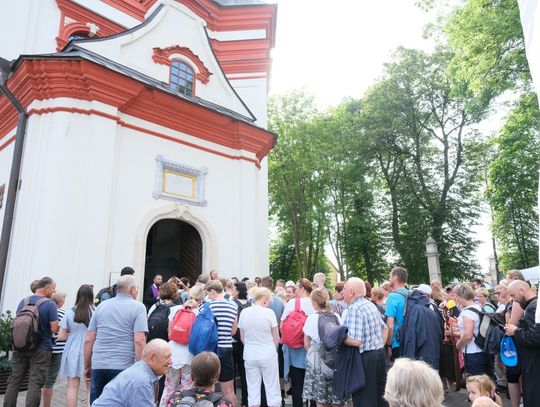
51, 292, 66, 304
475, 287, 490, 298
430, 282, 445, 302
466, 375, 502, 407
310, 288, 330, 311
249, 286, 272, 302
384, 358, 444, 407
245, 280, 256, 291
454, 283, 475, 301
205, 280, 224, 293
189, 284, 206, 302
371, 287, 384, 301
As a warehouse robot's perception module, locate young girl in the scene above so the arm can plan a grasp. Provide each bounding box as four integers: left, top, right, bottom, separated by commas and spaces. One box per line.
466, 375, 503, 407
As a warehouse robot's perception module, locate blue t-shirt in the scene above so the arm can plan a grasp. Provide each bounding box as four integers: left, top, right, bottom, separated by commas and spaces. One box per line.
384, 288, 408, 348
16, 295, 58, 350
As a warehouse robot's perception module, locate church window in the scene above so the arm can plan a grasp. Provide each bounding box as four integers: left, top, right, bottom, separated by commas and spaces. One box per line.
170, 60, 194, 97
68, 32, 91, 42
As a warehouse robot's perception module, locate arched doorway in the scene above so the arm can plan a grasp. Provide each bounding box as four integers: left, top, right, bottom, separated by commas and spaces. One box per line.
144, 219, 202, 289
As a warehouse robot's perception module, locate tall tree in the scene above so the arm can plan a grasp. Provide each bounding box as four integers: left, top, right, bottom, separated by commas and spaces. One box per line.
486, 93, 540, 271
360, 47, 485, 283
268, 91, 329, 280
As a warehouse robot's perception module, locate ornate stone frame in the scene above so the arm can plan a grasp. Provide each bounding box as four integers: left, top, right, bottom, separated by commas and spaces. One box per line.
152, 155, 208, 206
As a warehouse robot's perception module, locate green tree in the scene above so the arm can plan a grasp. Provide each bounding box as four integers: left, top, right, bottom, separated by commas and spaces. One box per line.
268, 91, 329, 280
360, 48, 485, 283
486, 94, 540, 271
444, 0, 530, 99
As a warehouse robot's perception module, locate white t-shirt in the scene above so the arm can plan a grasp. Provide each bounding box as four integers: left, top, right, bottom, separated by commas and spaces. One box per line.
458, 304, 483, 354
168, 305, 197, 368
281, 297, 315, 321
303, 312, 341, 344
238, 305, 277, 361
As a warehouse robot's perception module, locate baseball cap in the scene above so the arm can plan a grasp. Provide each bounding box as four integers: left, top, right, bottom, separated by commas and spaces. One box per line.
285, 280, 295, 288
417, 284, 432, 296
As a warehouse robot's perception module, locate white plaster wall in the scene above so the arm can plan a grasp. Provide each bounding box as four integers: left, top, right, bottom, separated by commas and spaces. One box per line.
79, 2, 253, 119
1, 103, 120, 312
230, 77, 268, 126
105, 115, 268, 282
0, 103, 268, 311
0, 0, 60, 60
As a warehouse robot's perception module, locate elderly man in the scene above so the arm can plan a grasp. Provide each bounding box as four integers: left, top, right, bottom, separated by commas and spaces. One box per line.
343, 277, 388, 407
505, 280, 540, 406
84, 275, 148, 404
92, 339, 172, 407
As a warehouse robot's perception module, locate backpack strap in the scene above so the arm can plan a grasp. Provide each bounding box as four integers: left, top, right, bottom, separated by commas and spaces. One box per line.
203, 392, 224, 405
294, 298, 301, 312
34, 297, 49, 307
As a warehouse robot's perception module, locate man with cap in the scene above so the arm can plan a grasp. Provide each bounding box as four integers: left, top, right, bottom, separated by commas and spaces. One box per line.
505, 280, 540, 406
398, 284, 443, 369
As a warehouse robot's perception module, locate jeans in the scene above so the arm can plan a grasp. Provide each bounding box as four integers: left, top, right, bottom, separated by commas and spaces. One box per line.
3, 349, 51, 407
90, 368, 123, 404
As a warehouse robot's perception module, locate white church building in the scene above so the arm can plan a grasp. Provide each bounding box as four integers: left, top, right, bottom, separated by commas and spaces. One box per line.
0, 0, 277, 310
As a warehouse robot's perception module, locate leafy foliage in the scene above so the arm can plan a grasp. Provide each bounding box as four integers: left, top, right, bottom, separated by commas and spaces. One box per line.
486, 94, 540, 271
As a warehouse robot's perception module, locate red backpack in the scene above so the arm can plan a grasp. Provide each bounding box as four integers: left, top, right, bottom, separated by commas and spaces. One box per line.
169, 306, 197, 345
281, 298, 307, 348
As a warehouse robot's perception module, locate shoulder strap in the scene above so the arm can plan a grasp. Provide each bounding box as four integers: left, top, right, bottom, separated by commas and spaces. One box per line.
204, 392, 223, 404
294, 298, 301, 312
23, 297, 30, 306
34, 297, 49, 307
466, 306, 483, 317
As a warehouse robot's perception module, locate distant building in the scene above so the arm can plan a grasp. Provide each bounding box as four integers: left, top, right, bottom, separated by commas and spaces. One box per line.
0, 0, 276, 310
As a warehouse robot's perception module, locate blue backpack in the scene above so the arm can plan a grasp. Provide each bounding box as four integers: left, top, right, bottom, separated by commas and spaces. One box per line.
188, 302, 219, 356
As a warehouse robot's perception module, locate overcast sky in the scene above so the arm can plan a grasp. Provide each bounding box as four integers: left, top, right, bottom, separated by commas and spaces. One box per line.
269, 0, 496, 276
270, 0, 435, 106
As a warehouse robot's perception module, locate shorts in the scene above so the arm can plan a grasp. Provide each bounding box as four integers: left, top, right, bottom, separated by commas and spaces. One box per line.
506, 365, 521, 383
218, 347, 234, 382
43, 353, 62, 388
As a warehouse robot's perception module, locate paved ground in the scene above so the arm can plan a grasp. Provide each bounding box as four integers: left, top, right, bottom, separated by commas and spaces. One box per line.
0, 379, 512, 407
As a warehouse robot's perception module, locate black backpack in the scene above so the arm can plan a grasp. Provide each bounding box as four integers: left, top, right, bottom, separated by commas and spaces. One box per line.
147, 303, 175, 341
466, 307, 505, 354
317, 312, 340, 369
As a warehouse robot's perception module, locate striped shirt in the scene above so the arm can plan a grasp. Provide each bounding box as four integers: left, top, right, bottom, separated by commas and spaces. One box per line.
343, 296, 386, 353
52, 308, 66, 354
208, 300, 238, 348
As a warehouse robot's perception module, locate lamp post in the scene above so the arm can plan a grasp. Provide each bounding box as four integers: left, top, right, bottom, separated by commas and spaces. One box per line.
425, 235, 442, 283
488, 255, 498, 286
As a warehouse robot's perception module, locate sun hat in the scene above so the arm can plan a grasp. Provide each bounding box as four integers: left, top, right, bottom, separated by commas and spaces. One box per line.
500, 335, 518, 367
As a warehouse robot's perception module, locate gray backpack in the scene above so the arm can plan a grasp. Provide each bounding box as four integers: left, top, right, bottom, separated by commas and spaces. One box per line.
317, 312, 339, 369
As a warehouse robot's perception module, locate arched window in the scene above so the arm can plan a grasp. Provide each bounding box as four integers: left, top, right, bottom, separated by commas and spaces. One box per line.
68, 32, 91, 42
170, 60, 194, 97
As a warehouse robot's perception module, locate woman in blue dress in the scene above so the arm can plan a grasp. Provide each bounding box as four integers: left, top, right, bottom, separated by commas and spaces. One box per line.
58, 284, 95, 407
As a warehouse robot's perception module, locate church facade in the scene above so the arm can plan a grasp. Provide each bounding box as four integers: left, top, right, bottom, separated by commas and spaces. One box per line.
0, 0, 277, 309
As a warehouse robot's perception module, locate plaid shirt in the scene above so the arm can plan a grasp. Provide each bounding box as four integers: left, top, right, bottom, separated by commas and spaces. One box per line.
343, 296, 386, 353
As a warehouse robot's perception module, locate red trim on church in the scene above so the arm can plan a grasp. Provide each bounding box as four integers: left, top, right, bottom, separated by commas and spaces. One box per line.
0, 59, 274, 166
210, 38, 272, 75
153, 46, 212, 84
56, 0, 126, 51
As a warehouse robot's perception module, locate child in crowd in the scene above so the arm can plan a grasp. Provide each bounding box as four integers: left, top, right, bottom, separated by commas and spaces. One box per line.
466, 375, 503, 407
166, 352, 232, 407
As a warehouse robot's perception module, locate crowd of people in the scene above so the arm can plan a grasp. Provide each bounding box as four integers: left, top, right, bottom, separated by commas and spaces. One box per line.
2, 266, 539, 407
